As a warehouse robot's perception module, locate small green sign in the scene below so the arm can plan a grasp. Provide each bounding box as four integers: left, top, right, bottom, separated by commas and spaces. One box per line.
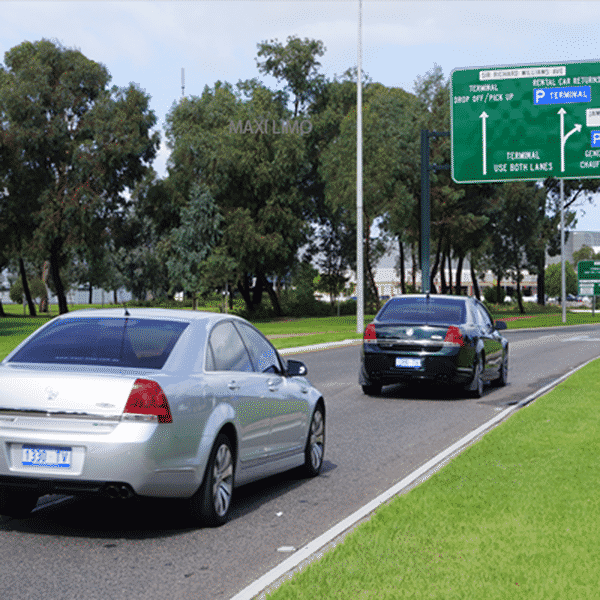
577, 260, 600, 295
451, 61, 600, 183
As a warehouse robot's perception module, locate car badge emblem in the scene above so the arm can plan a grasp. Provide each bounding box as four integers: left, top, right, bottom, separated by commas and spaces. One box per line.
45, 386, 59, 402
406, 328, 414, 337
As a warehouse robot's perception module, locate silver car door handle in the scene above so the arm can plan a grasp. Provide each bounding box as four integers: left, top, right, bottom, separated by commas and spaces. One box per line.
267, 378, 280, 391
228, 380, 240, 391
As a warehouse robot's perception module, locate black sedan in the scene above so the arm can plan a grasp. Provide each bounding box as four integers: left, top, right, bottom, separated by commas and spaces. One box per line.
359, 294, 508, 397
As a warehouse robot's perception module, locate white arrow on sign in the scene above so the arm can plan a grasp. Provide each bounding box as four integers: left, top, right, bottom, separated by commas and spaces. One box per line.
479, 111, 488, 175
558, 108, 582, 172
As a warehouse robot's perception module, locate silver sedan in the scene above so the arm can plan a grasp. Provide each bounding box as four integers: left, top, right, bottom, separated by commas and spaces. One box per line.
0, 308, 325, 526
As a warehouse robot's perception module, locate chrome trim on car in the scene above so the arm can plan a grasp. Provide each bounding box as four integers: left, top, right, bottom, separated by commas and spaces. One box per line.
0, 408, 121, 421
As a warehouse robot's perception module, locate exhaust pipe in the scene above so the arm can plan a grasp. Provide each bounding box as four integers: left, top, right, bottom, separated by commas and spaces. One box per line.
103, 483, 134, 499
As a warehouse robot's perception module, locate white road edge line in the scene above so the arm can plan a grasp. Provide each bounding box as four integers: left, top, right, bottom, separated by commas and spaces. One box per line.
230, 356, 597, 600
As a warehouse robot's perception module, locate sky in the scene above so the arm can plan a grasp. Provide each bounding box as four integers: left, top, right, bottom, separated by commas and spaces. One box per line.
2, 0, 600, 230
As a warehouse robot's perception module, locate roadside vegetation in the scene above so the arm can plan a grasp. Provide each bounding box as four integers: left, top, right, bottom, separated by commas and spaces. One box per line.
265, 357, 600, 600
2, 301, 600, 360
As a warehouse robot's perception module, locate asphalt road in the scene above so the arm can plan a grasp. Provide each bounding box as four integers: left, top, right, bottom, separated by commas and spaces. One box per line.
1, 324, 600, 600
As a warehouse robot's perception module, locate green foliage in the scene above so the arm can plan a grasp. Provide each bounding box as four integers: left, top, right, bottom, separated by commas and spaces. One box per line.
9, 277, 47, 304
0, 39, 159, 313
572, 244, 600, 264
545, 261, 577, 297
166, 183, 224, 307
256, 35, 326, 116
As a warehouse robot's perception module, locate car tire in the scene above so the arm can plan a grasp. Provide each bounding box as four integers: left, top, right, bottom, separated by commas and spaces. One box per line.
0, 489, 39, 519
302, 405, 325, 477
492, 353, 508, 387
189, 434, 234, 527
466, 355, 484, 398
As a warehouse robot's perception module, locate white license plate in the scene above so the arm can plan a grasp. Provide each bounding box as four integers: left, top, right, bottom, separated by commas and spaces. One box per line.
22, 445, 72, 468
395, 357, 422, 368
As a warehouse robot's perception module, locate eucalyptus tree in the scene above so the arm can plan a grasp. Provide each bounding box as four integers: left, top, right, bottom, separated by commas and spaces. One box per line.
0, 39, 159, 313
165, 80, 310, 315
320, 84, 424, 310
487, 181, 546, 313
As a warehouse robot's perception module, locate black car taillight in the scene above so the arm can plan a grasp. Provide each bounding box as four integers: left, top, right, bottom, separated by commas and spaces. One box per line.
444, 326, 465, 346
364, 323, 377, 341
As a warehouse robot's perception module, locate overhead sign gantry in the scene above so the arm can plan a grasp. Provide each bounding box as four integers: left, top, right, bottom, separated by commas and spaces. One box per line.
451, 61, 600, 183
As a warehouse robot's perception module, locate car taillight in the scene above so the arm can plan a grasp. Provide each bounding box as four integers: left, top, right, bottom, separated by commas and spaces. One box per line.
444, 326, 465, 346
364, 323, 377, 341
123, 379, 172, 423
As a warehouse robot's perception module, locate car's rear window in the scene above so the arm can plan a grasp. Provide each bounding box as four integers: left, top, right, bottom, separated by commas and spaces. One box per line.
377, 297, 466, 325
10, 318, 189, 369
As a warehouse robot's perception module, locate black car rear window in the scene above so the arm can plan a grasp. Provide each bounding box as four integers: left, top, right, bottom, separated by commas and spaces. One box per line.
377, 297, 466, 325
10, 317, 189, 369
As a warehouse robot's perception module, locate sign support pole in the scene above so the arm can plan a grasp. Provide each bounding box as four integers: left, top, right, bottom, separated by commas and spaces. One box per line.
356, 0, 363, 333
560, 178, 566, 324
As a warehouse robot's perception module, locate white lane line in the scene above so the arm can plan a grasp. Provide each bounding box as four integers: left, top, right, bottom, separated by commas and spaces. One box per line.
231, 356, 598, 600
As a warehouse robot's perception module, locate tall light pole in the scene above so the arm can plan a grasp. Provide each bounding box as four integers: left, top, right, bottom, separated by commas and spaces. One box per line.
356, 0, 364, 334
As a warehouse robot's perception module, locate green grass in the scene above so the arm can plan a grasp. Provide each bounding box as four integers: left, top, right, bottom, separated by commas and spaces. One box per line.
2, 303, 600, 360
266, 358, 600, 600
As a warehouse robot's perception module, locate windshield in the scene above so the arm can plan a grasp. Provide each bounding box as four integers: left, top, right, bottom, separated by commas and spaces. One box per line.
10, 318, 189, 369
377, 297, 466, 325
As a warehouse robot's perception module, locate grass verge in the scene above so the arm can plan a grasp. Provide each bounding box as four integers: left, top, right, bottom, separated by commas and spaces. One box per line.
266, 358, 600, 600
2, 306, 600, 360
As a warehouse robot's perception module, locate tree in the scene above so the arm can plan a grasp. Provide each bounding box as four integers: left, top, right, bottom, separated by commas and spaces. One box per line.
166, 183, 224, 309
165, 80, 310, 315
0, 39, 159, 313
487, 181, 546, 313
321, 84, 424, 310
256, 36, 326, 117
545, 262, 577, 297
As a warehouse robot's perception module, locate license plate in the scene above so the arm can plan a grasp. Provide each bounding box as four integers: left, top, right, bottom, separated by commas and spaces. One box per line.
395, 357, 422, 368
22, 445, 72, 468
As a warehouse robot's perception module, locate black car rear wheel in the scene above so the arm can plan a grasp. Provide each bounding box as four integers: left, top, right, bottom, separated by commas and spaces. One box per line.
466, 355, 484, 398
493, 353, 508, 387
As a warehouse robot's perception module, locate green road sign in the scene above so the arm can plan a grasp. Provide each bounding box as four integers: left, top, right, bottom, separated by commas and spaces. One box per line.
451, 61, 600, 183
577, 260, 600, 295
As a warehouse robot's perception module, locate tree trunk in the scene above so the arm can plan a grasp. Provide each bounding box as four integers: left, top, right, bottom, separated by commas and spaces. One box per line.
237, 276, 254, 312
516, 270, 525, 314
470, 262, 481, 300
429, 229, 443, 294
536, 252, 546, 306
0, 298, 5, 317
398, 239, 406, 295
440, 248, 447, 293
455, 254, 464, 296
19, 257, 36, 317
496, 272, 503, 304
49, 240, 68, 314
260, 272, 283, 317
88, 282, 93, 304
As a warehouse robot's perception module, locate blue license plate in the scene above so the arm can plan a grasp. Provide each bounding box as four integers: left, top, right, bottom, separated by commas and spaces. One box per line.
22, 445, 72, 468
395, 357, 422, 368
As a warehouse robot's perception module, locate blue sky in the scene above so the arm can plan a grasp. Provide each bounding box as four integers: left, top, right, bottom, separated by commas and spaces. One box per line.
2, 0, 600, 230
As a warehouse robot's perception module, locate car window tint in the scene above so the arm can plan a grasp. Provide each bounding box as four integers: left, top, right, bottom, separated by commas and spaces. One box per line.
235, 323, 281, 374
378, 298, 466, 325
207, 322, 253, 372
10, 318, 188, 369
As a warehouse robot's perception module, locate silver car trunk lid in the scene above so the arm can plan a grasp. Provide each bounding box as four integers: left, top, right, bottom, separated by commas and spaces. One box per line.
0, 365, 135, 421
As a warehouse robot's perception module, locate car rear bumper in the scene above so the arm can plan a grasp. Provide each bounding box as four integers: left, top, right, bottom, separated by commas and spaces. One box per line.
0, 422, 204, 499
360, 351, 473, 386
